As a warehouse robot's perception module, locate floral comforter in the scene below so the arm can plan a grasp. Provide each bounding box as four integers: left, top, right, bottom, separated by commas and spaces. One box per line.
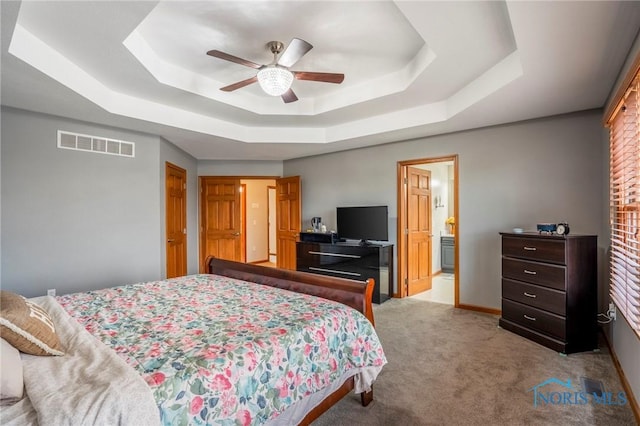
57, 274, 386, 425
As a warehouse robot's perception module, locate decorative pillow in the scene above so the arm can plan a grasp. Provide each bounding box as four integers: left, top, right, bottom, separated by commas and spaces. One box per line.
0, 338, 23, 406
0, 291, 64, 356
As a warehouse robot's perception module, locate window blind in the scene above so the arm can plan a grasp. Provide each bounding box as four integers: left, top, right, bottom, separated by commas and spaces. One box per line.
608, 66, 640, 338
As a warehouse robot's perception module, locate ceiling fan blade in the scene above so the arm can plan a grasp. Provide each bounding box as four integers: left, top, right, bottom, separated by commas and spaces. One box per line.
294, 72, 344, 84
277, 38, 313, 68
281, 89, 298, 103
220, 76, 258, 92
207, 50, 262, 69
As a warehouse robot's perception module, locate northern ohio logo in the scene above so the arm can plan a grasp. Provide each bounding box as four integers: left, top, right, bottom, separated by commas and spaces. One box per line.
528, 378, 627, 408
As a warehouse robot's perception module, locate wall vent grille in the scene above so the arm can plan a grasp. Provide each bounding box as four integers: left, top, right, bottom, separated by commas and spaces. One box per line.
57, 130, 135, 158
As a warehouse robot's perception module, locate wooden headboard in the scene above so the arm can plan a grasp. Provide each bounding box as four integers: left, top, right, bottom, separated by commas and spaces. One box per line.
206, 257, 375, 325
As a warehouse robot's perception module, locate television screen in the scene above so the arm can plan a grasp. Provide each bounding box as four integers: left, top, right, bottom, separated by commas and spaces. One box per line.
336, 206, 388, 242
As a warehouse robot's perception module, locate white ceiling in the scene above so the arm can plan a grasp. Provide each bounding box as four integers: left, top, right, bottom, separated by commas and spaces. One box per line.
2, 1, 639, 160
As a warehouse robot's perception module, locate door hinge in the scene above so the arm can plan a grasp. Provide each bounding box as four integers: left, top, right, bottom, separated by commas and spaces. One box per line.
405, 229, 409, 235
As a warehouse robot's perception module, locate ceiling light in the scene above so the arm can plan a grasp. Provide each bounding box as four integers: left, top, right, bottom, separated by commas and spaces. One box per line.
257, 66, 293, 96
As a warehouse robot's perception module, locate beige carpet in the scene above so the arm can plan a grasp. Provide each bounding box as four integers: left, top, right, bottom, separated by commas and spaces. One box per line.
313, 298, 637, 425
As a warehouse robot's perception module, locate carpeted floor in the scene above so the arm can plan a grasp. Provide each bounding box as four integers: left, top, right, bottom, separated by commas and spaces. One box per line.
313, 298, 637, 425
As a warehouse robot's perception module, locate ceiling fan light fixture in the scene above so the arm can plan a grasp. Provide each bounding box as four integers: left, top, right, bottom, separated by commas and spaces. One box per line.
257, 66, 293, 96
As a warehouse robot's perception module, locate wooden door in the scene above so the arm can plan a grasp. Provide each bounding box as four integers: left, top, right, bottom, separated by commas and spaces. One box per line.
407, 166, 432, 295
200, 177, 242, 272
276, 176, 301, 270
166, 163, 187, 278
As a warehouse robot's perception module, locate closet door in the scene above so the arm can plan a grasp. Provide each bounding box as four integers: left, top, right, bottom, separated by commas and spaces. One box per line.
166, 162, 187, 278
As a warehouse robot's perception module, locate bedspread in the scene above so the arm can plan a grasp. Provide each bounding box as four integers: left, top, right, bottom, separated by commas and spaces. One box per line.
57, 274, 386, 425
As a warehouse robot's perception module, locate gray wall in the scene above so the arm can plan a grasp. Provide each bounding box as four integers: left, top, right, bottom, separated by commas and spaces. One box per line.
198, 160, 283, 177
2, 107, 163, 296
159, 138, 199, 275
284, 110, 605, 310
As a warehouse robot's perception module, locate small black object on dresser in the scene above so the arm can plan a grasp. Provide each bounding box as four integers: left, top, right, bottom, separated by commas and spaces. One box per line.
498, 232, 597, 354
299, 232, 339, 244
296, 241, 393, 304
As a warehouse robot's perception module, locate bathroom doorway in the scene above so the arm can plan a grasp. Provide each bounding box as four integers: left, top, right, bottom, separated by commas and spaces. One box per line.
397, 155, 458, 306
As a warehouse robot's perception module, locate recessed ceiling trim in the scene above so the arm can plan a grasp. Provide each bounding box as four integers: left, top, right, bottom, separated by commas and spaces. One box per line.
124, 30, 436, 116
447, 50, 523, 117
8, 21, 523, 145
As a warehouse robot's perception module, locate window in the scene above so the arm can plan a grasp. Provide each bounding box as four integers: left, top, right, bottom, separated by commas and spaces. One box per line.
607, 61, 640, 338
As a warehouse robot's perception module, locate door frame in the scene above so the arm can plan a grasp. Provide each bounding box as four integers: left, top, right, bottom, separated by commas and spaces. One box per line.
267, 185, 276, 264
241, 183, 247, 263
397, 155, 459, 306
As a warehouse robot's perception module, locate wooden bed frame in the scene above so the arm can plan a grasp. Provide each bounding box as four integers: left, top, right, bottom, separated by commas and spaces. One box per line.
206, 257, 376, 425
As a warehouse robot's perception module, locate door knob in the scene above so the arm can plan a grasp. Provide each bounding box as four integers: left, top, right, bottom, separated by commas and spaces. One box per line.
167, 239, 175, 243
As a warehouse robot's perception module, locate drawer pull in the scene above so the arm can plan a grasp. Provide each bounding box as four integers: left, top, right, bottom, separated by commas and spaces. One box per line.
523, 314, 536, 321
523, 292, 537, 298
523, 246, 537, 251
523, 269, 537, 275
308, 251, 361, 259
308, 267, 361, 277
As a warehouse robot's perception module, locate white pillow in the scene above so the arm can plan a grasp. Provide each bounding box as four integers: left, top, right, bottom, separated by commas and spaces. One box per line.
0, 337, 24, 405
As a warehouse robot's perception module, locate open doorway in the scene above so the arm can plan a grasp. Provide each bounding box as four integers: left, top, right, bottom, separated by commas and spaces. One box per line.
199, 177, 276, 270
199, 176, 302, 272
397, 155, 458, 306
240, 179, 277, 266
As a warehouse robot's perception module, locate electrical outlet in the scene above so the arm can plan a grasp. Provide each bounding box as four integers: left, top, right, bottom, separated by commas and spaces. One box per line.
608, 303, 617, 321
47, 289, 56, 297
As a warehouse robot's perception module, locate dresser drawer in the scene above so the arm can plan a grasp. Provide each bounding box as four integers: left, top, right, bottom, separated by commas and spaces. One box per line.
502, 258, 566, 291
301, 244, 370, 258
502, 236, 565, 264
298, 261, 378, 280
502, 299, 566, 340
502, 278, 566, 316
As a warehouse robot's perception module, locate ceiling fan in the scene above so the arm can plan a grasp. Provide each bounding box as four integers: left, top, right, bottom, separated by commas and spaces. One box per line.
206, 38, 344, 103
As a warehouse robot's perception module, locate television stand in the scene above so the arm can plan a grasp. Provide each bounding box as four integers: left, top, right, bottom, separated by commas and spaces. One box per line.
296, 241, 393, 303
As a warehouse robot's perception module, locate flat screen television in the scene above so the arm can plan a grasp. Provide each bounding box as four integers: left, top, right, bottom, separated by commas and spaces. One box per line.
336, 205, 388, 243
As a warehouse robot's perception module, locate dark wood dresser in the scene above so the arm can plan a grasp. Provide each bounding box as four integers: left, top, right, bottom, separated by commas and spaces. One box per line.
499, 232, 597, 354
296, 241, 393, 304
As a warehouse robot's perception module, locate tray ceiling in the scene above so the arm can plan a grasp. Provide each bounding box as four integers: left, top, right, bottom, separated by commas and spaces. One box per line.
2, 1, 639, 160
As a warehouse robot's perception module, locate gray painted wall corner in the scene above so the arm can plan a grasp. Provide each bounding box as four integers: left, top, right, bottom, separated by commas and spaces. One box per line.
1, 107, 163, 296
